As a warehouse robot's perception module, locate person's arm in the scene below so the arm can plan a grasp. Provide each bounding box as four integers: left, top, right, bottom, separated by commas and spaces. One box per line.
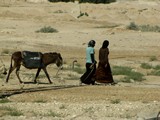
89, 54, 96, 69
90, 54, 95, 63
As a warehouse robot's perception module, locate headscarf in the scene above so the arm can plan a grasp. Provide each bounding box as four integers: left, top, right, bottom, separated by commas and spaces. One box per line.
88, 40, 96, 47
102, 40, 109, 48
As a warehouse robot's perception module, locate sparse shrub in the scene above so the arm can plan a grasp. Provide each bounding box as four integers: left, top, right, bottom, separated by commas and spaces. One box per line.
77, 12, 89, 18
112, 66, 145, 82
127, 22, 139, 30
0, 98, 11, 103
10, 109, 23, 116
140, 24, 160, 32
84, 107, 94, 113
0, 106, 23, 116
127, 22, 160, 32
59, 104, 66, 109
147, 65, 160, 76
149, 70, 160, 76
140, 63, 152, 69
123, 71, 145, 82
36, 26, 58, 33
48, 0, 116, 4
1, 49, 10, 54
95, 24, 119, 28
85, 12, 89, 16
112, 66, 132, 75
111, 99, 121, 104
153, 65, 160, 70
34, 99, 47, 103
141, 63, 160, 70
149, 56, 157, 61
47, 110, 62, 117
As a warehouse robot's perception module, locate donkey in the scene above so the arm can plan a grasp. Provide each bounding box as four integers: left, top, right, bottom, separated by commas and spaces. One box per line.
6, 51, 63, 84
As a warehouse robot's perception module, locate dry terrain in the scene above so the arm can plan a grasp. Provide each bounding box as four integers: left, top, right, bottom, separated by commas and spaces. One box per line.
0, 0, 160, 120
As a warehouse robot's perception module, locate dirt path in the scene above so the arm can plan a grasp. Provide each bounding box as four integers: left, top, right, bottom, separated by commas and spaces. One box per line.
0, 81, 160, 120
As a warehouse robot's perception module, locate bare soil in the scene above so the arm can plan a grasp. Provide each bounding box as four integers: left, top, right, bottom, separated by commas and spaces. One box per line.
0, 0, 160, 120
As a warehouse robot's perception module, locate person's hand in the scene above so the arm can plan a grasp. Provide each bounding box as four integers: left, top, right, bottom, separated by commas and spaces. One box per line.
90, 64, 94, 69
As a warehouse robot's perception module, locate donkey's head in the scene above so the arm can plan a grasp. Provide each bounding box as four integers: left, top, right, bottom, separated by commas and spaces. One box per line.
56, 53, 63, 69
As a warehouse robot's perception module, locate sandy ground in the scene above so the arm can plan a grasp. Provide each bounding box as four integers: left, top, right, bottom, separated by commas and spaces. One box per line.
0, 0, 160, 120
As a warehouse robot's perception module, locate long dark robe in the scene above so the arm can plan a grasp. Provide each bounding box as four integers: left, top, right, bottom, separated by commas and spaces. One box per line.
94, 48, 114, 83
80, 63, 96, 85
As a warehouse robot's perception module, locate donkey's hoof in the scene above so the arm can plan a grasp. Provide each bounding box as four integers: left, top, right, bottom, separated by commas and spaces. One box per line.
33, 82, 37, 84
20, 81, 24, 84
3, 72, 7, 75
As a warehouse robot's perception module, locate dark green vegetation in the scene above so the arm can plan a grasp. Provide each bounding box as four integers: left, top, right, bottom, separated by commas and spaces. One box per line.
127, 22, 160, 32
48, 0, 116, 4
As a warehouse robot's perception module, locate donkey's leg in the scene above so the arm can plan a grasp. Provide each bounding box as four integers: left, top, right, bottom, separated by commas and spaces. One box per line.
42, 67, 52, 84
6, 66, 16, 83
34, 68, 41, 83
15, 66, 23, 83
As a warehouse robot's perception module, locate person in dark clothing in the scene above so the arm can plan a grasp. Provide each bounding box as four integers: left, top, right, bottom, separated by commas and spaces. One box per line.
80, 40, 96, 85
94, 40, 115, 84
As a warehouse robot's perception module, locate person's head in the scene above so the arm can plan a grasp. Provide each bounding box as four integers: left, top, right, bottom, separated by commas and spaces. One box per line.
88, 40, 96, 47
102, 40, 109, 48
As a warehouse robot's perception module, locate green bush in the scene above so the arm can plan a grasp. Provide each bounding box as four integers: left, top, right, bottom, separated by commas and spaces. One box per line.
80, 0, 116, 3
148, 65, 160, 76
140, 63, 152, 69
0, 106, 23, 116
140, 25, 160, 32
127, 22, 139, 30
111, 99, 121, 104
112, 66, 145, 82
150, 70, 160, 76
149, 56, 157, 61
153, 65, 160, 70
0, 98, 11, 103
123, 71, 144, 82
127, 22, 160, 32
36, 26, 58, 33
77, 12, 89, 18
112, 66, 132, 75
48, 0, 116, 4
